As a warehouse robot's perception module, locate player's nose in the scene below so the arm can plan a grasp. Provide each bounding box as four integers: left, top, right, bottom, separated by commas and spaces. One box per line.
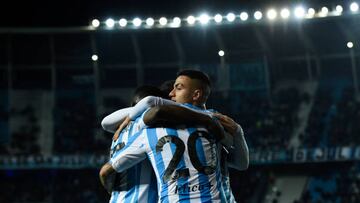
169, 89, 175, 98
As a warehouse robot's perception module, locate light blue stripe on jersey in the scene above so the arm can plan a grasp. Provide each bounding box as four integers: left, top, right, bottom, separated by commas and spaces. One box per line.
165, 128, 190, 203
188, 127, 212, 202
111, 191, 119, 203
146, 128, 169, 203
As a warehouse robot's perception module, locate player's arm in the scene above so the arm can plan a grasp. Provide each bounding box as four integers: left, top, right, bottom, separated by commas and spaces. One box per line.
109, 131, 148, 172
213, 113, 249, 171
128, 96, 179, 119
101, 107, 133, 133
102, 96, 175, 133
143, 105, 226, 142
99, 163, 116, 194
99, 131, 148, 193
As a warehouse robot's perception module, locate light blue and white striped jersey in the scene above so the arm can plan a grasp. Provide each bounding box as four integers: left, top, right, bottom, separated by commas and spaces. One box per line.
220, 149, 237, 203
205, 107, 237, 203
108, 116, 158, 203
110, 125, 227, 203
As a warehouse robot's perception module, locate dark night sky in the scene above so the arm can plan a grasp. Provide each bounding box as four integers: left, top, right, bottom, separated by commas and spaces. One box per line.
0, 0, 348, 27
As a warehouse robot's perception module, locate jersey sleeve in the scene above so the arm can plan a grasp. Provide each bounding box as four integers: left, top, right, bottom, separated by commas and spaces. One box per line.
227, 125, 249, 171
109, 130, 148, 172
128, 96, 181, 119
101, 107, 133, 133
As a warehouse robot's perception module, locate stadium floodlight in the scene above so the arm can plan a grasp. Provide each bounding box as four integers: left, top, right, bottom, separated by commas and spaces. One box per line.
280, 8, 290, 19
133, 18, 142, 27
347, 41, 354, 48
240, 12, 249, 21
91, 54, 98, 61
294, 6, 305, 18
267, 9, 277, 20
187, 15, 196, 25
159, 17, 168, 26
146, 18, 155, 26
119, 18, 127, 27
226, 13, 236, 22
307, 8, 316, 18
91, 19, 100, 27
218, 50, 225, 56
350, 2, 359, 12
172, 17, 181, 27
335, 5, 343, 15
254, 11, 263, 20
319, 7, 329, 17
199, 14, 210, 24
214, 14, 223, 23
105, 18, 115, 28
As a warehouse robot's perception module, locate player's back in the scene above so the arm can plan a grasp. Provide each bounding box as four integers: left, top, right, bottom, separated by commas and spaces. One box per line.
109, 119, 157, 203
143, 126, 226, 203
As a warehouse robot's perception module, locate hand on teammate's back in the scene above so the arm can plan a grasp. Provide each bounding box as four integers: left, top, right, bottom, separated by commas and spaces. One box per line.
206, 116, 225, 141
113, 116, 131, 141
212, 112, 238, 135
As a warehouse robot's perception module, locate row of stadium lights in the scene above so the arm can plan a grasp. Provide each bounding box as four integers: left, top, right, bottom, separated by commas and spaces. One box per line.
90, 41, 354, 62
89, 3, 358, 61
90, 3, 360, 29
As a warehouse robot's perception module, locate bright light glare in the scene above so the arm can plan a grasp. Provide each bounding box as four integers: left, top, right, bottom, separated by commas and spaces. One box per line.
214, 14, 223, 23
105, 18, 115, 28
307, 8, 315, 17
91, 19, 100, 27
133, 18, 142, 26
92, 54, 98, 61
159, 17, 168, 26
199, 14, 210, 24
119, 18, 127, 27
350, 2, 359, 12
267, 9, 277, 20
226, 13, 236, 22
335, 5, 343, 14
218, 50, 225, 56
319, 7, 329, 17
347, 41, 354, 48
294, 6, 305, 18
172, 17, 181, 27
254, 11, 263, 20
187, 15, 196, 25
280, 8, 290, 19
240, 12, 248, 21
146, 18, 155, 26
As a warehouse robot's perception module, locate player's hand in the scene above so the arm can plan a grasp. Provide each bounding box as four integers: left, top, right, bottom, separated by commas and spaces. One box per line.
206, 117, 225, 142
113, 116, 131, 141
212, 112, 239, 135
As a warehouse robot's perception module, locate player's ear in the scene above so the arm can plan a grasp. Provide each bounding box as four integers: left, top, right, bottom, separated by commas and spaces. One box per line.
192, 89, 202, 101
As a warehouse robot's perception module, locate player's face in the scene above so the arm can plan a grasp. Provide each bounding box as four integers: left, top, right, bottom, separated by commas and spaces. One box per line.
169, 75, 196, 104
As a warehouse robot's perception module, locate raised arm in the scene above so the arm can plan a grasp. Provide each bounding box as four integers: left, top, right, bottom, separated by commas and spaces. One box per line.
101, 107, 133, 133
128, 96, 179, 119
102, 96, 178, 133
